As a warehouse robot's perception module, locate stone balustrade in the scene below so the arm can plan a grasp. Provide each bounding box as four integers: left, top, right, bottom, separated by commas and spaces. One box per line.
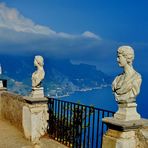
0, 90, 68, 148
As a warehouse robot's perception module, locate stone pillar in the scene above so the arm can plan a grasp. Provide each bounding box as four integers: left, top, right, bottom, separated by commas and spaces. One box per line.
102, 117, 148, 148
22, 97, 48, 143
0, 92, 2, 118
0, 79, 7, 118
0, 79, 7, 91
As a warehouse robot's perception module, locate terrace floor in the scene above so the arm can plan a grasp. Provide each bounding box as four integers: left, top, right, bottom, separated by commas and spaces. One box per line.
0, 119, 33, 148
0, 119, 68, 148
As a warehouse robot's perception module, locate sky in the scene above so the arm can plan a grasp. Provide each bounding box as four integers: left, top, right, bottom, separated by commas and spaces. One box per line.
0, 0, 148, 74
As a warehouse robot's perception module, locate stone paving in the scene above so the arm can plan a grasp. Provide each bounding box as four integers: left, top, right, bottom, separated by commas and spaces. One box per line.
0, 119, 68, 148
0, 119, 32, 148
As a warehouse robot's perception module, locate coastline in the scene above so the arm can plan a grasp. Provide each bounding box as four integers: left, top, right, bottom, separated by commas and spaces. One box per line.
48, 84, 111, 98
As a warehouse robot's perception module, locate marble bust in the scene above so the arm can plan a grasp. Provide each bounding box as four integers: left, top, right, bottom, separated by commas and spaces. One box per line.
32, 55, 45, 88
112, 46, 142, 104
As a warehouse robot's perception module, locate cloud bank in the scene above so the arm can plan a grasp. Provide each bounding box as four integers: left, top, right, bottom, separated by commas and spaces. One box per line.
0, 3, 101, 38
0, 3, 110, 58
0, 3, 147, 74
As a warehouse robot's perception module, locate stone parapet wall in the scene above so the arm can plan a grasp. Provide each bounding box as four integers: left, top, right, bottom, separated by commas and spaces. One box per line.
0, 92, 2, 118
0, 91, 26, 131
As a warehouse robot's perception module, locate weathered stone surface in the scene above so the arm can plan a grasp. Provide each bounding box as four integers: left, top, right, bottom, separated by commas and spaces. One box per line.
0, 92, 26, 131
0, 80, 3, 87
0, 117, 68, 148
0, 92, 2, 118
135, 127, 148, 148
114, 103, 141, 121
40, 138, 68, 148
140, 128, 148, 139
0, 79, 7, 91
103, 117, 148, 148
103, 129, 136, 148
112, 46, 142, 104
112, 46, 142, 121
103, 117, 148, 131
102, 46, 147, 148
0, 119, 33, 148
24, 96, 48, 104
23, 103, 48, 142
31, 55, 45, 100
30, 87, 44, 99
32, 55, 45, 88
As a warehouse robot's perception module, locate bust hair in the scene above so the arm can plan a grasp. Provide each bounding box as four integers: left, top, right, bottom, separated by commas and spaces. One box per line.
35, 55, 44, 66
118, 46, 134, 66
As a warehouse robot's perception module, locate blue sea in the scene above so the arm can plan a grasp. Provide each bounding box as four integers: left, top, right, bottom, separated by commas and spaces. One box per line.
62, 74, 148, 119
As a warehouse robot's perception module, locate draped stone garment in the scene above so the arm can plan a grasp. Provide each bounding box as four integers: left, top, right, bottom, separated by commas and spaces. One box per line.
32, 68, 45, 88
112, 70, 142, 103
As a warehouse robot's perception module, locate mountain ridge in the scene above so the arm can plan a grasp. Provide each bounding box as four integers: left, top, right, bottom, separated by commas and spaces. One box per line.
0, 55, 113, 96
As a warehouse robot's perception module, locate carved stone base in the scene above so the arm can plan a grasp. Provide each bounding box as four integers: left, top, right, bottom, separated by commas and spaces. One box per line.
23, 103, 48, 142
31, 87, 44, 99
114, 103, 140, 121
103, 129, 136, 148
102, 117, 148, 148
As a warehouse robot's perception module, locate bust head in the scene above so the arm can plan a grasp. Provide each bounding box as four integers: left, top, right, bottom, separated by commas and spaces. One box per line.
34, 55, 44, 67
117, 46, 134, 67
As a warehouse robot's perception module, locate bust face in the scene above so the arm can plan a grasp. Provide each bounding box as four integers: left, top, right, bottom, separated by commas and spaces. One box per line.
34, 58, 38, 67
117, 53, 127, 67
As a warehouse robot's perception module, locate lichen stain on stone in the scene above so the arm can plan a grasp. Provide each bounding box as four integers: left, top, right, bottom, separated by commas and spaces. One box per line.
135, 128, 148, 148
1, 92, 26, 131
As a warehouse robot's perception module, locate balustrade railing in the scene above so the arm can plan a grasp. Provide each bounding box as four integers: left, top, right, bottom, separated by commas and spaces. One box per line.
47, 97, 114, 148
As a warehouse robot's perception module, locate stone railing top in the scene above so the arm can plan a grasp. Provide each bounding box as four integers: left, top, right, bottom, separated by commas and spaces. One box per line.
23, 96, 48, 104
103, 117, 148, 131
1, 91, 26, 103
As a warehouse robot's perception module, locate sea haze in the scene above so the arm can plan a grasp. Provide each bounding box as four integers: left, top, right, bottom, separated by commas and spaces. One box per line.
0, 55, 147, 118
62, 71, 148, 118
0, 54, 112, 95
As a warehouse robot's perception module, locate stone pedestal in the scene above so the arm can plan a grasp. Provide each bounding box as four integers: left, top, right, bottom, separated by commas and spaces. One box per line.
102, 117, 148, 148
0, 80, 3, 87
103, 129, 136, 148
31, 87, 44, 99
23, 97, 48, 143
114, 103, 140, 121
0, 87, 7, 91
0, 80, 7, 91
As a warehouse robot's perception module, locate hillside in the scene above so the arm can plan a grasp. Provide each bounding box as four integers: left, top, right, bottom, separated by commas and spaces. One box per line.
0, 55, 112, 97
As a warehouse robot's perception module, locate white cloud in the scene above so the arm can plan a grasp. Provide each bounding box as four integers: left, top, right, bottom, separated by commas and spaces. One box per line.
0, 3, 120, 73
0, 3, 100, 40
0, 3, 147, 74
0, 3, 56, 35
82, 31, 101, 40
0, 2, 105, 58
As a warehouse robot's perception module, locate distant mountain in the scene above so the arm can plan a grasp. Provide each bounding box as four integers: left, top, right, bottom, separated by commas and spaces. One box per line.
0, 55, 112, 97
0, 74, 31, 95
